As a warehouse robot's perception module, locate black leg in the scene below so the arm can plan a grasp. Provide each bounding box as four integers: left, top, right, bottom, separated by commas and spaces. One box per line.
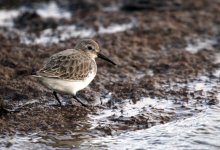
53, 91, 62, 106
73, 95, 88, 107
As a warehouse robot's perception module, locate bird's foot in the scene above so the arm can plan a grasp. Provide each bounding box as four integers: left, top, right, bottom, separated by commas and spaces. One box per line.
73, 94, 90, 107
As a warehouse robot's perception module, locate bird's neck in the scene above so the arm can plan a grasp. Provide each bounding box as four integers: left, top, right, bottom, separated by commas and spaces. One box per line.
85, 52, 97, 60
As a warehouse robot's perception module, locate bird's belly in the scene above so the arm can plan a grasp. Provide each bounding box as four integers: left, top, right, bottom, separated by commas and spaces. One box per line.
39, 73, 95, 95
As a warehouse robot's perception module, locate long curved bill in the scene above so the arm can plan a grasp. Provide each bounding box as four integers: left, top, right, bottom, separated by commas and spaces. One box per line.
98, 53, 116, 65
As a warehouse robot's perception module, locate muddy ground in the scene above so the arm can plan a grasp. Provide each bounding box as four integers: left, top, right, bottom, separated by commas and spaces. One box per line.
0, 0, 220, 142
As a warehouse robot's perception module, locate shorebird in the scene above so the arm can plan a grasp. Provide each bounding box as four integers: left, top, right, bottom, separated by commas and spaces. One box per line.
34, 39, 116, 106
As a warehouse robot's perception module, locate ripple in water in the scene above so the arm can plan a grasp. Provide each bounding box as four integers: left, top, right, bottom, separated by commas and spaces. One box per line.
82, 103, 220, 150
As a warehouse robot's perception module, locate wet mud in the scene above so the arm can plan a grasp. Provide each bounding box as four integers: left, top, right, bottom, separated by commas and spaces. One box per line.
0, 0, 220, 149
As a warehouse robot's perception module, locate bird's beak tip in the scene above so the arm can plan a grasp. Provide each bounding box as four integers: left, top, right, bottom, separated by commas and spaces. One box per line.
98, 53, 116, 66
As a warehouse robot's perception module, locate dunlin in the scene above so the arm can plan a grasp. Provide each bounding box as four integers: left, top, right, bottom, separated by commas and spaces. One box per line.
34, 39, 116, 106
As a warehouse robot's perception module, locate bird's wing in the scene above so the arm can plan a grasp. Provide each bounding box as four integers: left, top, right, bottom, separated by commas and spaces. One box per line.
37, 50, 94, 80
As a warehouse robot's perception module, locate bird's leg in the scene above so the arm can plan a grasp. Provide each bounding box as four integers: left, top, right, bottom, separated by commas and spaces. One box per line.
53, 91, 62, 106
73, 94, 88, 107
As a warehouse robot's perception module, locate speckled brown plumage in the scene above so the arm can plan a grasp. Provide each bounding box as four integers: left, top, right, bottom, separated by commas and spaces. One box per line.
37, 49, 97, 80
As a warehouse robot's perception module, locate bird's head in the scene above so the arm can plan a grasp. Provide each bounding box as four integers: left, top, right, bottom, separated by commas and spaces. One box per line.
75, 39, 116, 65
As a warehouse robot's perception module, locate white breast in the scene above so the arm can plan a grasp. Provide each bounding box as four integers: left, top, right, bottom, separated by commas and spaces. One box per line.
37, 72, 96, 95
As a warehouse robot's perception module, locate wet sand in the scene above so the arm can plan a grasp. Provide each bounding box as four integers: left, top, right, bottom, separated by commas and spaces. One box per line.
0, 0, 220, 149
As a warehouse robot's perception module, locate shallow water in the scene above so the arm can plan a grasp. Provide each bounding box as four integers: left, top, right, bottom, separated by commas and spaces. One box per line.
81, 75, 220, 149
83, 104, 220, 150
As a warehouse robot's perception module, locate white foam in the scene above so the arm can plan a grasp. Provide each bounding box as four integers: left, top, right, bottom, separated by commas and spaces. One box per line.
103, 5, 120, 12
0, 2, 71, 27
98, 22, 134, 34
35, 2, 71, 19
21, 25, 95, 45
21, 21, 136, 45
185, 38, 217, 54
213, 69, 220, 78
0, 10, 19, 27
214, 53, 220, 64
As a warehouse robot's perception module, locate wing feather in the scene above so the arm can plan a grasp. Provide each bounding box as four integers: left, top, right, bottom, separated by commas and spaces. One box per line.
37, 50, 94, 80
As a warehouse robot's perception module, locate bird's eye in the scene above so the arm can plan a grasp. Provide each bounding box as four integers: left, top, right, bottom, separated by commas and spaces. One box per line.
87, 46, 93, 50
